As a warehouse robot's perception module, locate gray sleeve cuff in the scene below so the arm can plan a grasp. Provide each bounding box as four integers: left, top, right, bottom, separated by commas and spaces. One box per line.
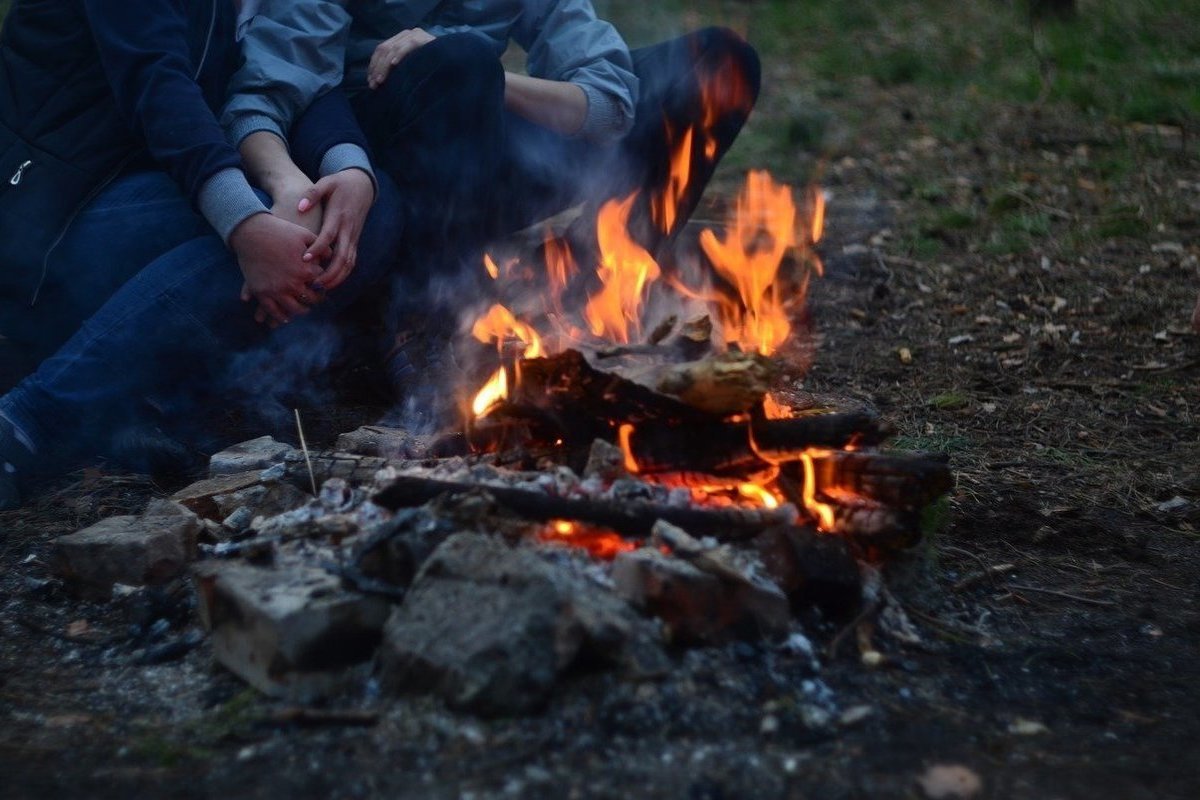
197, 168, 271, 243
226, 113, 288, 150
576, 83, 633, 145
319, 143, 378, 197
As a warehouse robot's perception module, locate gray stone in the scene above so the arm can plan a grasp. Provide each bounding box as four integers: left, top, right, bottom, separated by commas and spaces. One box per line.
171, 471, 264, 520
379, 533, 667, 715
612, 546, 790, 645
193, 558, 391, 701
335, 426, 428, 458
54, 500, 200, 598
752, 525, 862, 618
582, 438, 629, 481
208, 436, 295, 477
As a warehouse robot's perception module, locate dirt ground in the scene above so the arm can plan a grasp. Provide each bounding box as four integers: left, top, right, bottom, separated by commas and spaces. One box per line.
3, 3, 1200, 799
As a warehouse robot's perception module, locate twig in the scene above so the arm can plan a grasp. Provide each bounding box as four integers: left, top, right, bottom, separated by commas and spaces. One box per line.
952, 563, 1016, 592
294, 408, 317, 495
1005, 583, 1117, 607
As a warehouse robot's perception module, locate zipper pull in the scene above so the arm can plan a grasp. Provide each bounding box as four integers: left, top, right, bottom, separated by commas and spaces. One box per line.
9, 160, 32, 186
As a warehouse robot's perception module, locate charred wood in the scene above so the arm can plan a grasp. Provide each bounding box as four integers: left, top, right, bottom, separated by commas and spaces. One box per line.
372, 474, 797, 541
750, 411, 893, 456
788, 450, 953, 510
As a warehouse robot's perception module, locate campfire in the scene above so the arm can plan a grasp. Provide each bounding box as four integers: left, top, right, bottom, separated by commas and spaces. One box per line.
47, 69, 955, 714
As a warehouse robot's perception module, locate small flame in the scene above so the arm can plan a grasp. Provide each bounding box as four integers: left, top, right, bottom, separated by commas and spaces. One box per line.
737, 483, 779, 509
472, 366, 508, 418
700, 170, 797, 355
799, 450, 836, 531
809, 188, 826, 245
544, 232, 576, 306
652, 125, 694, 236
471, 303, 544, 359
617, 423, 640, 473
483, 253, 500, 280
584, 193, 661, 344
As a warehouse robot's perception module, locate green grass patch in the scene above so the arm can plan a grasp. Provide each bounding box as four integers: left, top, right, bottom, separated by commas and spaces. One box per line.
927, 391, 971, 410
890, 433, 972, 453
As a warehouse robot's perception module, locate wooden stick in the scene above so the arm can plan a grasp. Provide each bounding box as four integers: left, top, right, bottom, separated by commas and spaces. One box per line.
294, 408, 317, 495
372, 474, 797, 541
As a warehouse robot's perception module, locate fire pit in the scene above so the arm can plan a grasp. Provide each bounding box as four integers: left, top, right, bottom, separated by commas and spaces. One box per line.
152, 166, 956, 712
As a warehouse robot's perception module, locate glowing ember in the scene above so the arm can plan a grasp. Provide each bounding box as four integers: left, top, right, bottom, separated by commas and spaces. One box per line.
699, 170, 797, 355
472, 366, 508, 418
584, 193, 661, 344
799, 450, 836, 531
471, 303, 544, 359
541, 519, 637, 560
763, 393, 794, 420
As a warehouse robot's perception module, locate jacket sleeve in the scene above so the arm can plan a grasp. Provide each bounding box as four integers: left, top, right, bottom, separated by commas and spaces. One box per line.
222, 0, 352, 148
83, 0, 265, 241
288, 88, 378, 196
515, 0, 638, 145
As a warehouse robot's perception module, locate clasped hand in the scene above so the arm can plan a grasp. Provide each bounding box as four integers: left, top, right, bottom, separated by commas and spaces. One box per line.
232, 169, 376, 327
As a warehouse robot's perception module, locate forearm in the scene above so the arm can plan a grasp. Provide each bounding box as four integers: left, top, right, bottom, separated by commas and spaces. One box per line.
504, 73, 588, 137
239, 131, 310, 198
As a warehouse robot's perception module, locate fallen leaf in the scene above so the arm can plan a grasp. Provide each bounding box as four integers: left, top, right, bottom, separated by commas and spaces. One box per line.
1008, 718, 1049, 735
898, 347, 914, 365
917, 764, 983, 799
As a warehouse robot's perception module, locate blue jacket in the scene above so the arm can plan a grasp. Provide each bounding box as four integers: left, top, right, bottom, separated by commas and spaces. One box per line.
0, 0, 265, 305
224, 0, 639, 148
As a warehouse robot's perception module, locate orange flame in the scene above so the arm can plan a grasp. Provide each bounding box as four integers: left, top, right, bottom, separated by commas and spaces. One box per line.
584, 193, 661, 343
652, 125, 694, 236
763, 393, 793, 420
472, 366, 508, 418
737, 482, 779, 509
799, 450, 836, 531
809, 188, 826, 245
483, 253, 500, 280
471, 303, 544, 359
617, 423, 640, 473
700, 170, 797, 355
544, 232, 576, 305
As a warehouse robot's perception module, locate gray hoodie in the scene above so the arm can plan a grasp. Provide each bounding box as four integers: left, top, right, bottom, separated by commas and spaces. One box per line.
223, 0, 639, 149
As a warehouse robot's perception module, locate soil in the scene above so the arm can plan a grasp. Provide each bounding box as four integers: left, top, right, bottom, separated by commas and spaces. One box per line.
3, 37, 1200, 800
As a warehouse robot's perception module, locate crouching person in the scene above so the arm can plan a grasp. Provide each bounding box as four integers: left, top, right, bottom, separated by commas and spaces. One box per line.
0, 0, 404, 511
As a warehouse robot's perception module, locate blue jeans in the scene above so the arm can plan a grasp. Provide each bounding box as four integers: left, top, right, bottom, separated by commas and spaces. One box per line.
1, 169, 404, 454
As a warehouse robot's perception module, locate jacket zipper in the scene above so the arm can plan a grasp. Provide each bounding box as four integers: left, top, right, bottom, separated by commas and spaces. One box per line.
9, 160, 32, 185
30, 0, 221, 307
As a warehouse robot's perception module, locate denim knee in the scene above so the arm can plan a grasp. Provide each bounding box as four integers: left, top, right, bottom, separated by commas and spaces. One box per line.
692, 27, 762, 109
381, 33, 505, 119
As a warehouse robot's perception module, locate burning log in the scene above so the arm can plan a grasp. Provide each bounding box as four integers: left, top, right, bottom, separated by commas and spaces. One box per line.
750, 411, 893, 456
641, 349, 779, 414
789, 450, 953, 510
372, 474, 797, 541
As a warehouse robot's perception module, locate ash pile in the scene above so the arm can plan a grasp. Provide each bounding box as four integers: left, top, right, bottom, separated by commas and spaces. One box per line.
46, 399, 952, 715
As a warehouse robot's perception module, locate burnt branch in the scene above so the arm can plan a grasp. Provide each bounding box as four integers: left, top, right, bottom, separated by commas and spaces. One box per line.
372, 474, 797, 541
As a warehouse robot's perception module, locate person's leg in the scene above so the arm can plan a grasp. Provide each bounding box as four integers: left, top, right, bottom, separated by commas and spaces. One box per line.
1, 170, 212, 371
618, 27, 761, 249
352, 33, 506, 257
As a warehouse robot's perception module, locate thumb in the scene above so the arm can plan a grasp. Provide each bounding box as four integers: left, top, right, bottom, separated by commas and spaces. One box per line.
297, 177, 333, 213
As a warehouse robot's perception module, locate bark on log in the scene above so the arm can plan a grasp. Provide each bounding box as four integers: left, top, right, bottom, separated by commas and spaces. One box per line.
750, 411, 893, 456
372, 474, 797, 541
787, 450, 953, 510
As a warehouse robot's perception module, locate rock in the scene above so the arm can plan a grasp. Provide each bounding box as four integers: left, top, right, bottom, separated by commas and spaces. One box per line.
582, 438, 629, 481
193, 558, 391, 701
335, 426, 428, 458
53, 500, 200, 598
208, 436, 296, 476
212, 481, 310, 521
612, 547, 790, 644
172, 471, 265, 520
916, 764, 982, 799
378, 533, 666, 715
753, 525, 862, 618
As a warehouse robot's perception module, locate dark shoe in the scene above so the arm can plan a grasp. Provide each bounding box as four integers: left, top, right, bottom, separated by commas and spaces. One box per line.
0, 415, 36, 511
107, 424, 202, 482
